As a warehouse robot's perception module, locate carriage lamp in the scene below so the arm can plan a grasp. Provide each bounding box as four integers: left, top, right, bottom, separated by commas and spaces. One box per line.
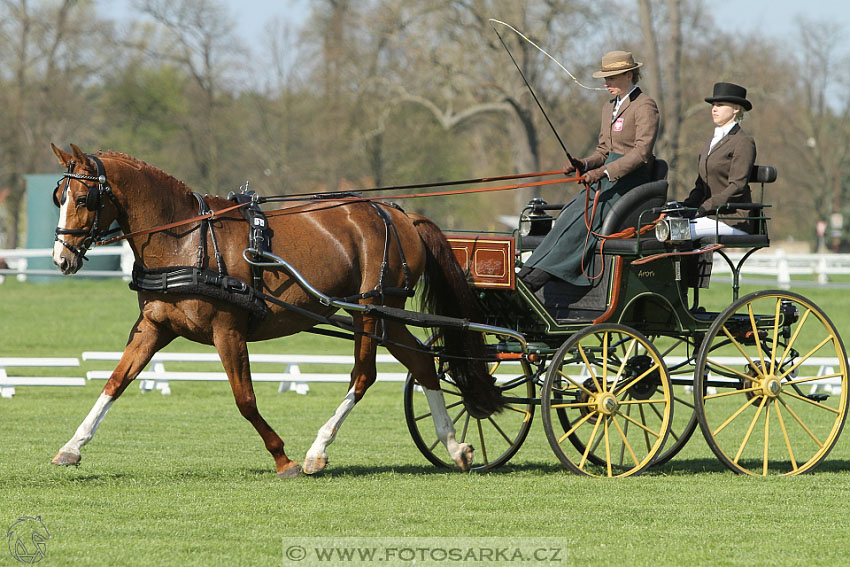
519, 198, 554, 237
655, 202, 691, 243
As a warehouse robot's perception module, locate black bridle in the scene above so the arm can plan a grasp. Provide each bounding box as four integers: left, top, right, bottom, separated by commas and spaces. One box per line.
53, 155, 122, 261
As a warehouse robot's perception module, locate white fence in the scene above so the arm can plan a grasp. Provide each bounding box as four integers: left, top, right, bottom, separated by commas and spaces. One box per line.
0, 357, 84, 398
82, 351, 410, 395
4, 247, 850, 287
1, 352, 844, 399
0, 245, 132, 282
712, 250, 850, 288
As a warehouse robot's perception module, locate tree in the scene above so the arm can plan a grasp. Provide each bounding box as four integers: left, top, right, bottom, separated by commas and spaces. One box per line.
0, 0, 109, 247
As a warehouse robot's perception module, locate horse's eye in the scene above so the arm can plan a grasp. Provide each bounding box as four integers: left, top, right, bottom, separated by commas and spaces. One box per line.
75, 196, 88, 207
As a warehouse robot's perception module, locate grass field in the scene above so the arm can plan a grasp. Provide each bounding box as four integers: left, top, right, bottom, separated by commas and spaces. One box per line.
2, 278, 850, 566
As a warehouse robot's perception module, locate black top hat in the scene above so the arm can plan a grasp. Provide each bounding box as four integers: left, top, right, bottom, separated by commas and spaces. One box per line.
705, 82, 752, 111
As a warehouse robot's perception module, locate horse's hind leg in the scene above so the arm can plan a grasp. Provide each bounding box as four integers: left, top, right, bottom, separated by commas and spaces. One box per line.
52, 316, 175, 466
383, 322, 474, 471
303, 312, 379, 475
214, 326, 301, 479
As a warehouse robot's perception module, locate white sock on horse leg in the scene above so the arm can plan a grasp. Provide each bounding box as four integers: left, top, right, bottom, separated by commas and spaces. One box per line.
60, 392, 114, 455
423, 388, 470, 465
306, 388, 356, 462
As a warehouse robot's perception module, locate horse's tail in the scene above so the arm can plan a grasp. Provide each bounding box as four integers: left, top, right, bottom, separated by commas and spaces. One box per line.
412, 215, 505, 417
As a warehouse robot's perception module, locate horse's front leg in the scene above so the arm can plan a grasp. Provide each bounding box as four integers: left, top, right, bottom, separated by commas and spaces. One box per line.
52, 316, 175, 466
303, 312, 378, 475
214, 326, 301, 479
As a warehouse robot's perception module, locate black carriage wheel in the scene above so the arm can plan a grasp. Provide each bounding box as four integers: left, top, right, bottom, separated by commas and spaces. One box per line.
694, 290, 849, 475
541, 324, 673, 477
647, 334, 702, 467
403, 334, 536, 472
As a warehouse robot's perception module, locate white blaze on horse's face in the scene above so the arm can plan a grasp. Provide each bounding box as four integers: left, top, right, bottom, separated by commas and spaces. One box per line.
52, 189, 79, 274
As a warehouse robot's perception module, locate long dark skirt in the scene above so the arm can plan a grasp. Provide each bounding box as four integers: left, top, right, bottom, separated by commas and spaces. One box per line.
524, 157, 651, 286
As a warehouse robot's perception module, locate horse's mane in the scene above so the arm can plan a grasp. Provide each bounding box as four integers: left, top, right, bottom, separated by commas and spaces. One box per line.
97, 150, 192, 196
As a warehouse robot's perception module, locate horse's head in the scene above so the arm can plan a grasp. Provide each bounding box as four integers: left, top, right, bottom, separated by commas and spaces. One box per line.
51, 144, 122, 274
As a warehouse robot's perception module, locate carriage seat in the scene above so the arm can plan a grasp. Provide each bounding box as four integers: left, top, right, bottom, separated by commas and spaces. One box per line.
595, 179, 670, 255
695, 164, 776, 249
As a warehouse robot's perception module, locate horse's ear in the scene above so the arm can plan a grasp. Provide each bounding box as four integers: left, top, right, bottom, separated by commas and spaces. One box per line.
51, 143, 73, 167
69, 144, 91, 169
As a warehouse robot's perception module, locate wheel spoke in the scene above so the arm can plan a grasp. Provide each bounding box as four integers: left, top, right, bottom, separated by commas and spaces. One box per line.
769, 299, 782, 376
477, 419, 488, 465
618, 411, 662, 438
609, 337, 638, 394
776, 308, 812, 369
612, 416, 639, 466
556, 368, 596, 397
733, 396, 767, 465
721, 326, 764, 379
704, 386, 762, 400
612, 360, 662, 397
711, 396, 758, 436
747, 303, 768, 374
558, 412, 595, 444
604, 418, 613, 477
577, 342, 603, 393
777, 397, 824, 448
773, 399, 798, 471
703, 358, 761, 382
781, 391, 841, 414
638, 403, 651, 452
579, 417, 603, 470
762, 403, 771, 476
487, 415, 515, 445
778, 335, 836, 381
784, 372, 844, 387
619, 397, 671, 405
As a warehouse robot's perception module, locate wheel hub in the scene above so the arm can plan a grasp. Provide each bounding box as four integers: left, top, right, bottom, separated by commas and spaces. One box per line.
762, 377, 782, 398
596, 392, 619, 415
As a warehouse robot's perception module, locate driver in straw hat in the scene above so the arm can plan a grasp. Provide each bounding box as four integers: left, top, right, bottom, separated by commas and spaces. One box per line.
520, 50, 659, 291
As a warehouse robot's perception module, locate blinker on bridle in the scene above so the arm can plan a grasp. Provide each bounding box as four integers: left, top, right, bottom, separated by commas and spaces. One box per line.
54, 155, 121, 261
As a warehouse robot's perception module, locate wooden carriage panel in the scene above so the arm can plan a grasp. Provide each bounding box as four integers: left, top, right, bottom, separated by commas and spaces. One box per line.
447, 236, 515, 289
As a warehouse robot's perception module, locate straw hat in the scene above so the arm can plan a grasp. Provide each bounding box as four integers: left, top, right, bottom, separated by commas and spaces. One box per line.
705, 82, 752, 111
592, 51, 643, 79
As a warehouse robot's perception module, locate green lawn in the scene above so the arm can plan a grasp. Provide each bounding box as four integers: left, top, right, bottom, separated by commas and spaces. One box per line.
2, 278, 850, 566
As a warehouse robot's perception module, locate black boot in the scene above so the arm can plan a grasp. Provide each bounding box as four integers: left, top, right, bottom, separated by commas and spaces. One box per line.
518, 267, 551, 292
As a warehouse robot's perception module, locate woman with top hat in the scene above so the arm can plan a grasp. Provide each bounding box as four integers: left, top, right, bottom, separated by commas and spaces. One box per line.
682, 82, 756, 238
520, 50, 660, 291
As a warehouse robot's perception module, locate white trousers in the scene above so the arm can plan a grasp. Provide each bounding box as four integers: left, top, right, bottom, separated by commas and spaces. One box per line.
689, 217, 748, 239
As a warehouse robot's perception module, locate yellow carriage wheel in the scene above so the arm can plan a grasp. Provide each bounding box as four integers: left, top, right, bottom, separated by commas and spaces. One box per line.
403, 334, 536, 471
694, 290, 849, 475
541, 324, 673, 477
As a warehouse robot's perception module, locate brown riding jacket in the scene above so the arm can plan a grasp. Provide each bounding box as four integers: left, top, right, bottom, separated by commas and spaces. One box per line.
583, 87, 660, 181
684, 123, 756, 231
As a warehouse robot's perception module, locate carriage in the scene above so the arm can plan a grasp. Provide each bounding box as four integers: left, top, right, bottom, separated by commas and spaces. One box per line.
49, 145, 848, 478
404, 162, 850, 477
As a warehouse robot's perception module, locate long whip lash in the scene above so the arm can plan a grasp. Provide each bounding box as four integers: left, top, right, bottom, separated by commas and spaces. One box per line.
488, 19, 587, 172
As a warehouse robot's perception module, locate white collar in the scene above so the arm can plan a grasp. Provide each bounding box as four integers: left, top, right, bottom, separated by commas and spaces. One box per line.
714, 121, 737, 139
615, 86, 638, 106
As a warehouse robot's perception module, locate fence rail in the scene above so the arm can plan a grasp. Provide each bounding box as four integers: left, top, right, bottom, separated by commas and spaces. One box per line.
4, 247, 850, 287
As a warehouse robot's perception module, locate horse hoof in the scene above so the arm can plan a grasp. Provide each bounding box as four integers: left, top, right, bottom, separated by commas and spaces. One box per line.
302, 455, 328, 475
51, 451, 81, 466
276, 463, 302, 479
454, 443, 474, 472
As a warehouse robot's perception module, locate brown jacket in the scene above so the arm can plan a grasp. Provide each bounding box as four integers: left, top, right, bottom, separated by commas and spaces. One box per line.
584, 87, 659, 181
684, 123, 756, 230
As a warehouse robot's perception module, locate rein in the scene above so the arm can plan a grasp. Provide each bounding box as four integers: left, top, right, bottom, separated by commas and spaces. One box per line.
95, 172, 585, 244
96, 201, 250, 247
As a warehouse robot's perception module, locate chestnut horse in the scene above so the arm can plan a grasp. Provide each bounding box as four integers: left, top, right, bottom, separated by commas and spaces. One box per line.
49, 144, 503, 477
